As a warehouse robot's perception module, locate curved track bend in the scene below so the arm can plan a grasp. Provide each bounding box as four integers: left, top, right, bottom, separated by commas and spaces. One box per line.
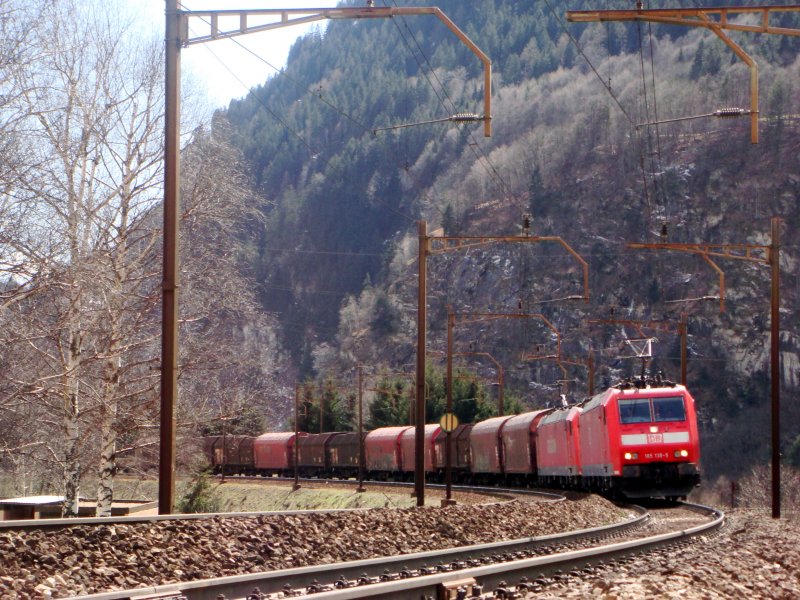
62, 501, 722, 600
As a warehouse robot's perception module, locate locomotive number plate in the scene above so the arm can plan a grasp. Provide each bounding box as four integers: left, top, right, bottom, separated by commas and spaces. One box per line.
647, 433, 663, 443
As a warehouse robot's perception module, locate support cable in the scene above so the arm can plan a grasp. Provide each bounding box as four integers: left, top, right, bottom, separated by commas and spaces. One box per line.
636, 14, 658, 224
542, 0, 635, 126
385, 0, 515, 206
182, 21, 317, 157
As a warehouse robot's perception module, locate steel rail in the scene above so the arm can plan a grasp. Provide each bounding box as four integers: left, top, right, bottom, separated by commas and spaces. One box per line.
0, 480, 559, 531
63, 503, 654, 600
296, 502, 724, 600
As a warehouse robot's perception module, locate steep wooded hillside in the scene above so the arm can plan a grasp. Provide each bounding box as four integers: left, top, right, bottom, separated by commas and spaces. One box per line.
221, 0, 800, 480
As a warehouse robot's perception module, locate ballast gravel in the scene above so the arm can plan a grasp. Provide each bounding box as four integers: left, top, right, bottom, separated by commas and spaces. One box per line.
1, 498, 799, 599
1, 494, 620, 599
527, 509, 800, 599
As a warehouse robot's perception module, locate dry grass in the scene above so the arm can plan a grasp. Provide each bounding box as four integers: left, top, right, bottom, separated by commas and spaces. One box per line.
112, 476, 427, 512
691, 465, 800, 521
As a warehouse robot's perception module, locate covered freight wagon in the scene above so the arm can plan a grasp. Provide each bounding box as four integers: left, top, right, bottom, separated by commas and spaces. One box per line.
399, 424, 442, 474
204, 435, 255, 475
500, 410, 552, 485
365, 426, 412, 478
329, 432, 365, 478
253, 432, 306, 476
469, 415, 513, 482
433, 423, 473, 481
298, 433, 341, 476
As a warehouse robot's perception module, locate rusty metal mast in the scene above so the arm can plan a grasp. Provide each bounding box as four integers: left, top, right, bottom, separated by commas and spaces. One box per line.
415, 221, 588, 505
160, 3, 492, 514
567, 5, 800, 144
628, 217, 782, 519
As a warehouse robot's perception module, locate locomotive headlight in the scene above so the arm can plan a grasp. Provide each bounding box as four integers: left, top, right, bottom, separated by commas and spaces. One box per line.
624, 452, 639, 460
674, 449, 689, 458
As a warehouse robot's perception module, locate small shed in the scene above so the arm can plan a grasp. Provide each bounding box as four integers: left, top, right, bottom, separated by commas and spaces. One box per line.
0, 496, 63, 520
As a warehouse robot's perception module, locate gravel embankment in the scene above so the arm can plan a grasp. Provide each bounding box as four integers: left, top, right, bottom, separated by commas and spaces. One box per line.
528, 509, 800, 599
1, 494, 621, 599
4, 500, 797, 599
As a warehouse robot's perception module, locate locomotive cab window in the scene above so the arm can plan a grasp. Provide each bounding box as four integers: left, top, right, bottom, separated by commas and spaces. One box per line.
653, 396, 686, 422
618, 399, 652, 424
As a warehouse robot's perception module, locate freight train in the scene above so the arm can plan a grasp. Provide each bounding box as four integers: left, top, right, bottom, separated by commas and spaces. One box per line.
202, 375, 701, 500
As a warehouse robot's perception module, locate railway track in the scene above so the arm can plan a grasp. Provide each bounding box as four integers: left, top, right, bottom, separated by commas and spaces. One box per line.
62, 500, 722, 600
0, 479, 555, 532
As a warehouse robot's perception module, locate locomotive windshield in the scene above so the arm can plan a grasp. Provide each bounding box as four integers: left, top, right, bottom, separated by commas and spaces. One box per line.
653, 396, 686, 422
619, 396, 686, 424
618, 399, 651, 423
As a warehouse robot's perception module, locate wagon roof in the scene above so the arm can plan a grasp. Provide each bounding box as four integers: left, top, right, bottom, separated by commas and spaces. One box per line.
540, 405, 582, 425
470, 414, 513, 434
400, 424, 441, 439
502, 409, 552, 432
255, 432, 301, 442
365, 426, 413, 440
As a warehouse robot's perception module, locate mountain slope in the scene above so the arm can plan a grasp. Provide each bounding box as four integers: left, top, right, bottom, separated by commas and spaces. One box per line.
221, 0, 800, 479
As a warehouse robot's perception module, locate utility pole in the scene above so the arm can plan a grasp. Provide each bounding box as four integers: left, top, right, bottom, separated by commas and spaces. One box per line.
628, 217, 782, 518
159, 0, 181, 516
445, 308, 455, 505
415, 221, 428, 506
356, 364, 365, 493
769, 218, 781, 520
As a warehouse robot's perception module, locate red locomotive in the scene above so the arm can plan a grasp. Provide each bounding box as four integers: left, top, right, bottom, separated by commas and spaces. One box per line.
578, 380, 700, 499
535, 406, 583, 490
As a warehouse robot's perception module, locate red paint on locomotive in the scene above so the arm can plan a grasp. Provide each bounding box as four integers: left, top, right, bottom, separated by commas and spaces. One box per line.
579, 384, 700, 498
535, 406, 583, 484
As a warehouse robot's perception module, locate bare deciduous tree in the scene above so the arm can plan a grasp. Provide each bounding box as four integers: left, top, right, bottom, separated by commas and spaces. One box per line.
0, 1, 290, 516
0, 0, 165, 516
